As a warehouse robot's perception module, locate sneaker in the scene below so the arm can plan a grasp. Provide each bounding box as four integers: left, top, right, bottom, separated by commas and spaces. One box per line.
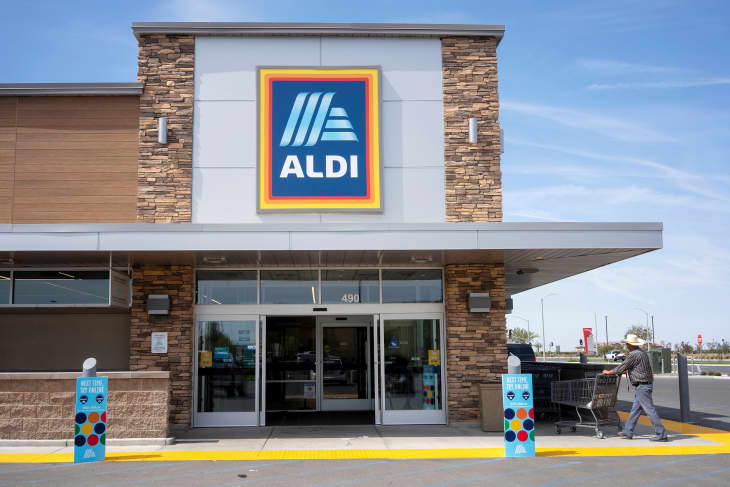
650, 436, 668, 442
618, 432, 632, 439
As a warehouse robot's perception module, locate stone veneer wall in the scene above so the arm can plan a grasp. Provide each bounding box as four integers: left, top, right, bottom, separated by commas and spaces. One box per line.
442, 36, 502, 222
445, 264, 507, 422
137, 34, 194, 223
0, 372, 169, 439
130, 265, 194, 427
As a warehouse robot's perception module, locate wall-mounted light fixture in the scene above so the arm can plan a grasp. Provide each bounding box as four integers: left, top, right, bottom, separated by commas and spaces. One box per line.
468, 292, 491, 312
158, 117, 168, 144
147, 294, 170, 315
468, 117, 478, 144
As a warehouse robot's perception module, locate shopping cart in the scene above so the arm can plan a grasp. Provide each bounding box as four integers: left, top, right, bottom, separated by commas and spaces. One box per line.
550, 374, 622, 439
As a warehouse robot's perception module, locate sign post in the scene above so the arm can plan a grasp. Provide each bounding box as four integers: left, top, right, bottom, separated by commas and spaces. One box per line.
74, 376, 108, 463
501, 374, 535, 457
698, 334, 703, 365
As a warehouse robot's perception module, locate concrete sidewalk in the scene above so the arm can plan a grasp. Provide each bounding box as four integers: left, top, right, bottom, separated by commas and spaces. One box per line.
1, 414, 728, 462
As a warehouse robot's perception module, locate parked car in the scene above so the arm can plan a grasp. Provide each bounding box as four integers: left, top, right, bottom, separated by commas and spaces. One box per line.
507, 343, 537, 363
605, 350, 626, 362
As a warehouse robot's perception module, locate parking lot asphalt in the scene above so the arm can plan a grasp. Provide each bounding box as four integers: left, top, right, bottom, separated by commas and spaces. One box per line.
1, 454, 729, 487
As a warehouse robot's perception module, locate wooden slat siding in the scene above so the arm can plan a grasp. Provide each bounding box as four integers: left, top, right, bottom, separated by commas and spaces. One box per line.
12, 96, 139, 223
0, 97, 17, 222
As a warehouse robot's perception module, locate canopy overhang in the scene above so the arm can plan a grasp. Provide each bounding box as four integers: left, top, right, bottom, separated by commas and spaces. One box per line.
0, 222, 662, 295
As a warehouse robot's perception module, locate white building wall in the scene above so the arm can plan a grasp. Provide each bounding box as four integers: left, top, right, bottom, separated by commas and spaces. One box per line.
193, 36, 445, 223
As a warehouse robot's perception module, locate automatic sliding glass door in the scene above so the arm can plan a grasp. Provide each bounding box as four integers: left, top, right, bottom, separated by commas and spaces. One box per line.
379, 313, 445, 425
194, 316, 259, 427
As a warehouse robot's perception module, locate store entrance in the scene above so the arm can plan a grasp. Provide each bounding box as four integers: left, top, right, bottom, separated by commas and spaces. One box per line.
264, 315, 374, 422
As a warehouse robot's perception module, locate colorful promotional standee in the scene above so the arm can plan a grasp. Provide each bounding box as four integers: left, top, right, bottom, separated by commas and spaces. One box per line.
74, 376, 108, 463
502, 374, 535, 457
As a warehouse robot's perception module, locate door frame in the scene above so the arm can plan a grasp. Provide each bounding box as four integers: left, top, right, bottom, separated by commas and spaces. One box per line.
379, 312, 447, 425
193, 314, 261, 427
316, 315, 373, 412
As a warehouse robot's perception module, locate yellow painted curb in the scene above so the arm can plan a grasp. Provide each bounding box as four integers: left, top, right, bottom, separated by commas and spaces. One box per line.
0, 414, 727, 463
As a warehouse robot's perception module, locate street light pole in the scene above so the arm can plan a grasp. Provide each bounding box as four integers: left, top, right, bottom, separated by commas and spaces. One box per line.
540, 293, 558, 362
651, 315, 655, 344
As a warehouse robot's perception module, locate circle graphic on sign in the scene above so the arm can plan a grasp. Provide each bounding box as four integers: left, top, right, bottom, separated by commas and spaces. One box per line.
516, 408, 527, 420
75, 424, 80, 435
96, 394, 104, 404
94, 422, 106, 435
529, 408, 534, 419
79, 395, 88, 404
100, 434, 106, 445
87, 434, 99, 446
517, 430, 528, 442
81, 423, 93, 435
523, 419, 534, 431
505, 430, 516, 442
74, 435, 86, 447
101, 412, 106, 422
529, 430, 535, 441
510, 419, 522, 431
75, 412, 87, 424
504, 420, 509, 431
89, 412, 99, 423
504, 408, 515, 420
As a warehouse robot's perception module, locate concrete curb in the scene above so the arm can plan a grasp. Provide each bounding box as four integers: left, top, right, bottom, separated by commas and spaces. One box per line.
0, 438, 176, 447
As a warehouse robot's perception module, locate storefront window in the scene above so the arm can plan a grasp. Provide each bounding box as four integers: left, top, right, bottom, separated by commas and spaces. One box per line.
0, 272, 9, 304
12, 271, 109, 305
321, 269, 379, 304
381, 269, 442, 303
196, 270, 257, 305
260, 270, 319, 304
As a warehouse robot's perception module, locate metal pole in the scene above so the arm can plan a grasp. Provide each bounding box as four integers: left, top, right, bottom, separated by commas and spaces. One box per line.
82, 357, 97, 378
605, 315, 608, 345
677, 353, 690, 422
541, 298, 546, 362
651, 315, 655, 345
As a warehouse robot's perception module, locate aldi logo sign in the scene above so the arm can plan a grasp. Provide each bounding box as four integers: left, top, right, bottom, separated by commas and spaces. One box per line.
258, 68, 381, 212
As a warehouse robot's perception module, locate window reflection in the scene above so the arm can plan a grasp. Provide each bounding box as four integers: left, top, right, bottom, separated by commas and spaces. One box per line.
321, 269, 379, 304
382, 269, 442, 303
13, 271, 109, 304
0, 272, 9, 304
196, 270, 257, 304
260, 270, 318, 304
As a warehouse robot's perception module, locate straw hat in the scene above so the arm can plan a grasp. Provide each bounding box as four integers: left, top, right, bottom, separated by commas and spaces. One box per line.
622, 333, 646, 346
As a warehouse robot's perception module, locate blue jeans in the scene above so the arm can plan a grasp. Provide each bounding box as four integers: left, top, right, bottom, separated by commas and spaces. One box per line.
624, 383, 666, 438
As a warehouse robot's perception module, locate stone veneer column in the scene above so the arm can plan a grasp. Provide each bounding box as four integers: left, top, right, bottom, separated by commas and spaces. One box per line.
130, 265, 194, 427
444, 264, 507, 422
136, 34, 194, 223
442, 36, 502, 222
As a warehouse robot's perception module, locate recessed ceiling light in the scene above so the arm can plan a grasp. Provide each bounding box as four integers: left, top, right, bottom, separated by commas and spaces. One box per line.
516, 268, 539, 275
202, 256, 227, 264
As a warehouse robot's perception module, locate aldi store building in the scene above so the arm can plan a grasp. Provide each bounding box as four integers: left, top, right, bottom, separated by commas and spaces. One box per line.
0, 22, 662, 439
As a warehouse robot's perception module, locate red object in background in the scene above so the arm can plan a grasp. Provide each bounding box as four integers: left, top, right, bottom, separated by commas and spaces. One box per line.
698, 334, 703, 346
582, 328, 593, 354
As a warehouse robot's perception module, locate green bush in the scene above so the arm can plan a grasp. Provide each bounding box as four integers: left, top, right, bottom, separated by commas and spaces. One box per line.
700, 371, 708, 375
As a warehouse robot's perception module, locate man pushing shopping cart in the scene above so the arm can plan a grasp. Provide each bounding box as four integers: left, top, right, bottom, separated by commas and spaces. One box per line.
603, 333, 668, 441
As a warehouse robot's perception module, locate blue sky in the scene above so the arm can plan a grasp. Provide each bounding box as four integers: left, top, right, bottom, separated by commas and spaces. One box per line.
2, 0, 729, 350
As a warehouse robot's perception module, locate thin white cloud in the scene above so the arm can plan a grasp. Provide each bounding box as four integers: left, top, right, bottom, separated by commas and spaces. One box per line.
588, 78, 730, 90
577, 59, 687, 74
505, 138, 730, 206
501, 101, 675, 143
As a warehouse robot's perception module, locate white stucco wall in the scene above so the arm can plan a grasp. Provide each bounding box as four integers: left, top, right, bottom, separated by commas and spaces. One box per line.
193, 36, 445, 223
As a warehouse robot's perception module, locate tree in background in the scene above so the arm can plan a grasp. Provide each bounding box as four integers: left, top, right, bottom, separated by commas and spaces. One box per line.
510, 327, 539, 344
674, 341, 693, 355
625, 324, 652, 342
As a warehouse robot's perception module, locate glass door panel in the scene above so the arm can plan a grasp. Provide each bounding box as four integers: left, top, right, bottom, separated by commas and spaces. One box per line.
320, 323, 372, 411
195, 317, 259, 427
380, 314, 445, 424
265, 316, 317, 411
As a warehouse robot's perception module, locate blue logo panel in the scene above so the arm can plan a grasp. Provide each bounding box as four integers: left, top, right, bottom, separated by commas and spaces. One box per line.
502, 374, 535, 458
74, 377, 107, 463
271, 80, 368, 198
